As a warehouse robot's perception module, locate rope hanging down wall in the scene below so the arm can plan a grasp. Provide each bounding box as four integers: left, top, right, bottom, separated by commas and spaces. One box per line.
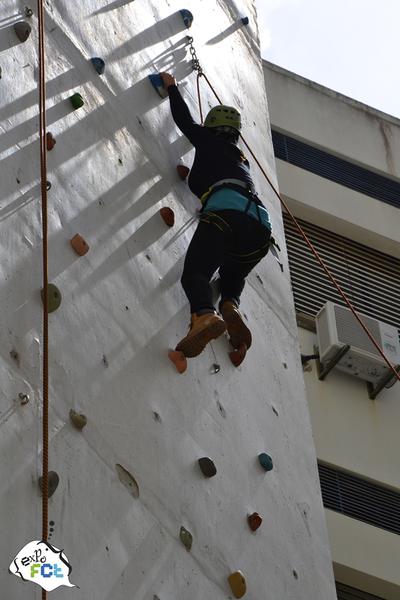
37, 1, 50, 597
187, 37, 400, 385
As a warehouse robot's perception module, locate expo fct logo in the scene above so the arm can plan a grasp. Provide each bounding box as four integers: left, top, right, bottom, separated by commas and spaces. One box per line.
9, 540, 76, 592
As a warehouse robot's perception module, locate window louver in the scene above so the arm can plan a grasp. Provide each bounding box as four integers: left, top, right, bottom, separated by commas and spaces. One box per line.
318, 463, 400, 536
336, 582, 385, 600
272, 130, 400, 210
283, 214, 400, 335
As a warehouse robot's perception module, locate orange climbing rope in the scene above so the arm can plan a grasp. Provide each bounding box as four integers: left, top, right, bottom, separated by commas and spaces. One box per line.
194, 71, 400, 384
37, 2, 49, 598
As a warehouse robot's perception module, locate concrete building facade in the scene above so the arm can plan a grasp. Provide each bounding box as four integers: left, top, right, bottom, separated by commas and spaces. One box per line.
264, 60, 400, 600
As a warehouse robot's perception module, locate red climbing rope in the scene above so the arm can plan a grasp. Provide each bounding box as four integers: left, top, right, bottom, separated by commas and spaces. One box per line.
196, 72, 400, 384
37, 2, 49, 598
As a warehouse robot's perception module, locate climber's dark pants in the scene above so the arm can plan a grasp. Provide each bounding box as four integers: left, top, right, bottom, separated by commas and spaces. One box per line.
181, 210, 271, 314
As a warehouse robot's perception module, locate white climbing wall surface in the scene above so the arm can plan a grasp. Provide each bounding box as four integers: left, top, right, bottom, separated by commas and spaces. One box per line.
0, 1, 337, 598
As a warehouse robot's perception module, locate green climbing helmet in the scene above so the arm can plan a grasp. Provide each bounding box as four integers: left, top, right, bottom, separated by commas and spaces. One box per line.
204, 105, 242, 132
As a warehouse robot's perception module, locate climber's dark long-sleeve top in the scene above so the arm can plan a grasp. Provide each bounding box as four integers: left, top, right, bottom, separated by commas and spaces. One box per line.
167, 84, 271, 231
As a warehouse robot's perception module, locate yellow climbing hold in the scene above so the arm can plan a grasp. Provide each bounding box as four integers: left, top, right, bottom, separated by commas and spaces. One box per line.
228, 571, 247, 598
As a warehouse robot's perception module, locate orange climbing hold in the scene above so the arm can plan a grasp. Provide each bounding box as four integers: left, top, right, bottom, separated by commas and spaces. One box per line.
168, 350, 187, 374
229, 342, 247, 367
70, 234, 89, 256
160, 207, 175, 227
176, 164, 190, 180
228, 571, 247, 598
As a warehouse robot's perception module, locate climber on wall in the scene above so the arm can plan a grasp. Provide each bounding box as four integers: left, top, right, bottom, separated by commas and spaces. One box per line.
160, 72, 272, 359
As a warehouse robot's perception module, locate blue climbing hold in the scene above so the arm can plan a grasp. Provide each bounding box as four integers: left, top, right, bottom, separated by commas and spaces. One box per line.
148, 74, 168, 99
91, 57, 105, 75
258, 452, 273, 472
180, 9, 194, 29
241, 16, 250, 26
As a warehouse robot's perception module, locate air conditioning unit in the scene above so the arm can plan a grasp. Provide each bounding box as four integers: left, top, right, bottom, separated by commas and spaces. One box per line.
315, 301, 400, 384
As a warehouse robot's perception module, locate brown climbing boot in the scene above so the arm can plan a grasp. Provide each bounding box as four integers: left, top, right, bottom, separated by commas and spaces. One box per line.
220, 301, 252, 350
176, 312, 227, 358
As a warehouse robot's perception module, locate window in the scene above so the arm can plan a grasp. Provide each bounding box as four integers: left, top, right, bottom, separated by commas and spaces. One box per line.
272, 130, 400, 210
283, 213, 400, 333
336, 581, 386, 600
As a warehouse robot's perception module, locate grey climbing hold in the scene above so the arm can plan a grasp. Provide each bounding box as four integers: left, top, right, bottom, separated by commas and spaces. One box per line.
198, 457, 217, 478
25, 7, 33, 17
39, 471, 59, 498
91, 57, 105, 75
258, 452, 273, 472
14, 22, 32, 43
179, 526, 193, 551
115, 464, 139, 498
19, 392, 29, 405
69, 409, 87, 431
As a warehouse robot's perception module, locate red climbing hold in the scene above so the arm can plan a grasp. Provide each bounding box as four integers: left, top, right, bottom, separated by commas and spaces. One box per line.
176, 164, 190, 180
248, 512, 263, 531
160, 207, 175, 227
229, 342, 247, 367
168, 350, 187, 374
46, 132, 56, 151
70, 234, 89, 256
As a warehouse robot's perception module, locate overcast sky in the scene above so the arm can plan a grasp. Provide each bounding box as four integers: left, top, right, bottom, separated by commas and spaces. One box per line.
255, 0, 400, 118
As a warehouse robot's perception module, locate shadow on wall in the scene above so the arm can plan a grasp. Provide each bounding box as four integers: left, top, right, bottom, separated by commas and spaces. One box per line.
206, 21, 242, 45
0, 5, 197, 385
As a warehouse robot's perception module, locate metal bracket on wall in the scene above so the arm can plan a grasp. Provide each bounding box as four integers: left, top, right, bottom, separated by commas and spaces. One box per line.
367, 365, 400, 400
315, 344, 350, 381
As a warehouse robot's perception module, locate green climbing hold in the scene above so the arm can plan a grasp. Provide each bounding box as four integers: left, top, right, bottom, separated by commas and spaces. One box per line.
41, 284, 62, 313
69, 409, 87, 431
228, 571, 247, 598
69, 92, 84, 110
198, 457, 217, 478
179, 526, 193, 551
258, 452, 273, 472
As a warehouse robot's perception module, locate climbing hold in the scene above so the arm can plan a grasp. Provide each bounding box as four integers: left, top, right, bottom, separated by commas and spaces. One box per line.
241, 16, 249, 26
211, 363, 220, 374
176, 164, 190, 180
160, 207, 175, 227
69, 92, 84, 110
70, 233, 89, 256
46, 180, 52, 191
168, 350, 187, 374
180, 9, 194, 29
115, 464, 140, 498
91, 57, 105, 75
19, 392, 29, 405
0, 66, 2, 79
41, 284, 62, 313
179, 526, 193, 551
229, 343, 247, 367
198, 457, 217, 478
39, 471, 60, 498
69, 409, 87, 431
25, 6, 33, 17
247, 512, 263, 531
258, 452, 273, 472
148, 74, 168, 99
46, 132, 56, 151
228, 571, 247, 598
14, 22, 32, 43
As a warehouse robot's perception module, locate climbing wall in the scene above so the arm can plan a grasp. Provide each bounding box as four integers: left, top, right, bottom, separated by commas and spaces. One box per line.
0, 1, 337, 598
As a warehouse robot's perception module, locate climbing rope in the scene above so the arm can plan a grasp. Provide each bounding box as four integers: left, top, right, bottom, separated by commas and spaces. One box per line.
37, 2, 50, 598
188, 38, 400, 384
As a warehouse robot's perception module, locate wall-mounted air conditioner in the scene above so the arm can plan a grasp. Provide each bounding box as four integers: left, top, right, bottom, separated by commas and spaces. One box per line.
315, 301, 400, 385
